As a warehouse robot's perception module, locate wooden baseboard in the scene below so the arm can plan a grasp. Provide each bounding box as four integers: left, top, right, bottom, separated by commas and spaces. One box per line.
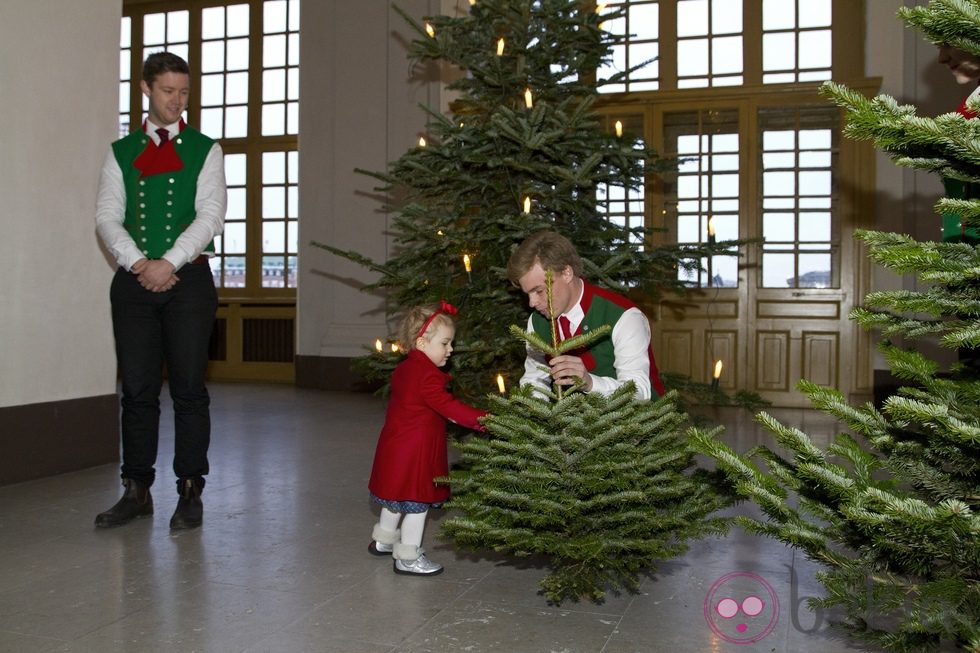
294, 355, 380, 392
0, 394, 119, 486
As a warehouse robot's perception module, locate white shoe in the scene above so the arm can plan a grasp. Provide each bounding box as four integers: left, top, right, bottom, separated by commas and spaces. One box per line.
393, 552, 443, 576
368, 540, 393, 556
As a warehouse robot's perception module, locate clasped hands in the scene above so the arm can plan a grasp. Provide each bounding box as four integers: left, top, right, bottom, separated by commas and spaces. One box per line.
132, 258, 178, 292
549, 354, 594, 392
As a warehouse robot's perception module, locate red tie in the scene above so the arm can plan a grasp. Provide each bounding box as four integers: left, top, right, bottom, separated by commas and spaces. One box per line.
156, 128, 170, 144
558, 315, 572, 340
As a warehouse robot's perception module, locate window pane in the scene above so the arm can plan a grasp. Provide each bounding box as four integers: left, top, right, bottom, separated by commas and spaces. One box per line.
263, 222, 285, 252
263, 152, 286, 184
226, 72, 249, 104
799, 30, 831, 69
265, 0, 288, 33
226, 106, 249, 138
144, 14, 165, 45
264, 34, 286, 68
711, 0, 742, 34
764, 171, 795, 196
227, 38, 250, 71
201, 74, 224, 106
227, 188, 246, 221
797, 253, 831, 287
225, 154, 247, 186
763, 0, 794, 30
712, 36, 742, 75
201, 41, 225, 72
227, 4, 250, 37
763, 253, 794, 287
678, 0, 709, 37
763, 213, 795, 241
799, 0, 832, 28
202, 7, 225, 40
200, 108, 223, 138
799, 170, 831, 196
264, 69, 286, 101
763, 32, 795, 72
263, 187, 286, 217
678, 39, 709, 77
167, 11, 188, 42
800, 213, 831, 241
224, 223, 247, 253
631, 3, 659, 38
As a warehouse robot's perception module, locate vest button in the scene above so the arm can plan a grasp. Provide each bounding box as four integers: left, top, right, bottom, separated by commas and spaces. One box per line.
140, 226, 146, 231
142, 249, 149, 255
141, 237, 147, 243
167, 201, 173, 206
165, 238, 172, 243
165, 225, 172, 230
176, 138, 182, 144
166, 213, 173, 218
139, 203, 145, 208
168, 178, 175, 183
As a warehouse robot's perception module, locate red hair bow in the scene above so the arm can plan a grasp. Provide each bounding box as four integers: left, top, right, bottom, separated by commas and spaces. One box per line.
416, 299, 457, 339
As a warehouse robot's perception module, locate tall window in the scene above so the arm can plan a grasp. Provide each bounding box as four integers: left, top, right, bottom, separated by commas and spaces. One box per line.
598, 0, 833, 90
119, 0, 300, 295
595, 0, 856, 291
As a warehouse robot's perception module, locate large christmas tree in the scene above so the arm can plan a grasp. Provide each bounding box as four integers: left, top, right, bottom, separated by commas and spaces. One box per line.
692, 2, 980, 651
311, 0, 732, 405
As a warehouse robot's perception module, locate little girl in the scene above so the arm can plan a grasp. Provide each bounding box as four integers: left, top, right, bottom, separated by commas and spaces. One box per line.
367, 300, 487, 576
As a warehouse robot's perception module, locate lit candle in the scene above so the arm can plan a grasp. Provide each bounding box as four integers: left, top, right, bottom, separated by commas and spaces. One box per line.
711, 360, 723, 389
707, 216, 716, 244
375, 339, 383, 352
463, 254, 472, 272
596, 2, 607, 12
425, 22, 435, 38
418, 136, 426, 147
437, 229, 444, 236
614, 120, 623, 137
496, 373, 506, 394
523, 195, 531, 214
497, 37, 505, 56
524, 87, 533, 108
391, 343, 400, 353
469, 0, 476, 4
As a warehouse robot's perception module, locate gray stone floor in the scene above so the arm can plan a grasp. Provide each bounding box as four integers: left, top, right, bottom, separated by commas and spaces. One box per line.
0, 383, 902, 652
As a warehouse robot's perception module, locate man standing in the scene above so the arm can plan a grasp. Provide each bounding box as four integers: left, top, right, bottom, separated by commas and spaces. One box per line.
506, 230, 665, 400
95, 52, 226, 530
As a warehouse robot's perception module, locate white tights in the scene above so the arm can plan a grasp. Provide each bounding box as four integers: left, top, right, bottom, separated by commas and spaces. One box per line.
378, 507, 428, 547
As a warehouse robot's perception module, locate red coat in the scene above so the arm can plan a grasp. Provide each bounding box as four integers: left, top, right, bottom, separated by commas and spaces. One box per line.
368, 349, 486, 504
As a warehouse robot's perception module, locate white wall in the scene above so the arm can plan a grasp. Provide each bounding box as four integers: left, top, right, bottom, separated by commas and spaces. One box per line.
0, 0, 120, 408
298, 0, 441, 359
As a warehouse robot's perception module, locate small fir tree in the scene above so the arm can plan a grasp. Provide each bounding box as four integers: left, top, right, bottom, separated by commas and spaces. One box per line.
691, 3, 980, 651
442, 271, 730, 603
310, 0, 735, 405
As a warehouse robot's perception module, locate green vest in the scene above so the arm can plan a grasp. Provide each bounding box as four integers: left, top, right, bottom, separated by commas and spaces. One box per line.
941, 178, 980, 244
530, 283, 629, 380
112, 127, 215, 259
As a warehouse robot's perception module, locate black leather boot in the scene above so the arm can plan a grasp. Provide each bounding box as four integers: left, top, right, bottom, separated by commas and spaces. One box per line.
95, 479, 153, 528
169, 477, 205, 530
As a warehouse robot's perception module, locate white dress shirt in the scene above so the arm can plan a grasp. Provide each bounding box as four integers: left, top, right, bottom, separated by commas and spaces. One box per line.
95, 119, 227, 271
520, 282, 653, 400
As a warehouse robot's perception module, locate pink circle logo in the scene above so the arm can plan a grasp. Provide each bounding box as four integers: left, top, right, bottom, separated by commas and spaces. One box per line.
704, 571, 779, 644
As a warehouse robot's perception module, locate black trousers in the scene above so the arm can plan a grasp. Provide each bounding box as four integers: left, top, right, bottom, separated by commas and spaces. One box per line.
110, 263, 217, 488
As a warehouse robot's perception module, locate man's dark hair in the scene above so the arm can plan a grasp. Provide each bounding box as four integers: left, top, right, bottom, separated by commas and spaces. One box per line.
142, 51, 190, 86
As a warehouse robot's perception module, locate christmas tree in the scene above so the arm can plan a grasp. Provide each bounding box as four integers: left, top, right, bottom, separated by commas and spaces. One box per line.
691, 2, 980, 651
310, 0, 734, 405
442, 271, 730, 603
